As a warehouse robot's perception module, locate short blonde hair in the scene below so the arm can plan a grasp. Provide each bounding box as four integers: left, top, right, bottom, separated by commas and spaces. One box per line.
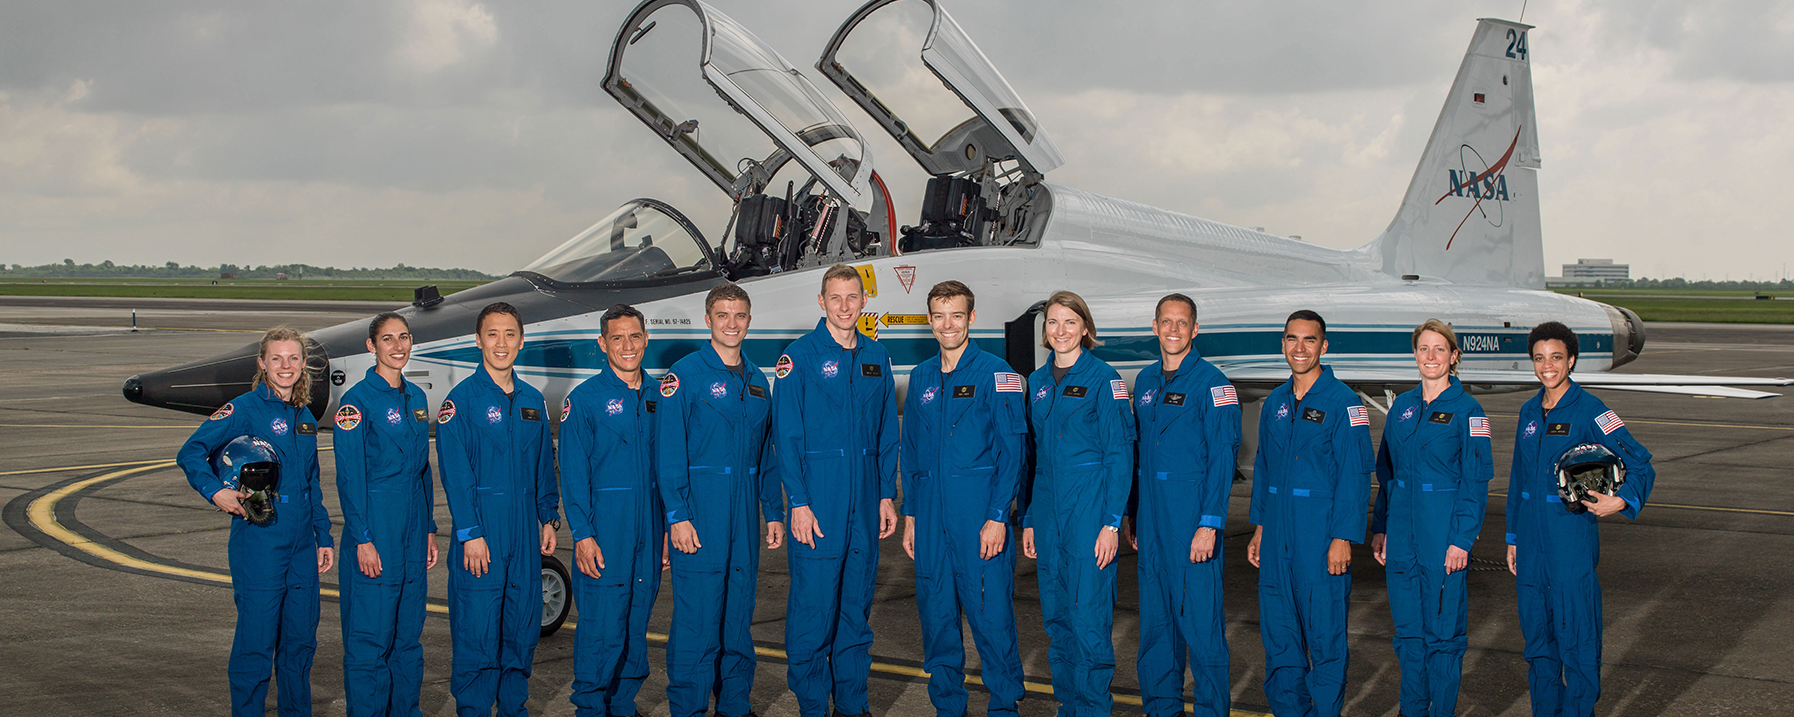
821, 264, 863, 294
1040, 290, 1099, 350
252, 326, 313, 407
1412, 318, 1462, 376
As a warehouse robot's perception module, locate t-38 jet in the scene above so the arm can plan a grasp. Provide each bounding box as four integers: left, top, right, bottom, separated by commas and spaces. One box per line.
125, 0, 1789, 426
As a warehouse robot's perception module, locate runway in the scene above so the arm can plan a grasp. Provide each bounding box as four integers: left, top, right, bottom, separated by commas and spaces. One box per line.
2, 301, 1792, 716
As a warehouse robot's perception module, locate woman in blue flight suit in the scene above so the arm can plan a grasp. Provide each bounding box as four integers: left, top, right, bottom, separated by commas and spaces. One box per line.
1506, 321, 1653, 717
334, 312, 439, 717
1369, 319, 1493, 717
1020, 291, 1135, 717
176, 327, 336, 717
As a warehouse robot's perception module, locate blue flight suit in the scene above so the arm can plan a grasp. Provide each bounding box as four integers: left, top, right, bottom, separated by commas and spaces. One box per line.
1023, 350, 1135, 717
1131, 352, 1240, 717
1506, 381, 1653, 717
1370, 377, 1492, 717
177, 384, 334, 717
334, 367, 439, 717
900, 341, 1028, 717
561, 367, 664, 717
435, 367, 560, 717
772, 319, 899, 717
1251, 365, 1374, 717
655, 343, 784, 717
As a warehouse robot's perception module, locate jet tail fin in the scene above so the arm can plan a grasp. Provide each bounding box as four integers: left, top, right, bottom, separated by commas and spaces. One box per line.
1363, 19, 1544, 287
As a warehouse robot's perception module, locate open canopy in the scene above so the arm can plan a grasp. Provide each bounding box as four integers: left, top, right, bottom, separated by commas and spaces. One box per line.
604, 0, 872, 205
820, 0, 1063, 176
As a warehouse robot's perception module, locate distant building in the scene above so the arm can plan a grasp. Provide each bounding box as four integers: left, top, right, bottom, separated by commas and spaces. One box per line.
275, 272, 288, 280
1562, 258, 1628, 281
219, 272, 235, 279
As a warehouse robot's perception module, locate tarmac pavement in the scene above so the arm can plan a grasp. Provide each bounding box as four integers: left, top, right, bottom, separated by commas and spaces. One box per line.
2, 301, 1791, 716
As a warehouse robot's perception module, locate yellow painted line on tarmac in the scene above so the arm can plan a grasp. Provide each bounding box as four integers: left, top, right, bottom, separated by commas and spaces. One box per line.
0, 458, 176, 476
2, 446, 336, 477
1492, 493, 1794, 517
28, 460, 1270, 717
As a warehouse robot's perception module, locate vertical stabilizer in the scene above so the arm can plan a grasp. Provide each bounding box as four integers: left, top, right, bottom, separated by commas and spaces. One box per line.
1366, 19, 1544, 288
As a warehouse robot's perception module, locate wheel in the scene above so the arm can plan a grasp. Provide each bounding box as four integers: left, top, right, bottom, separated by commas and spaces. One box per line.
541, 554, 571, 637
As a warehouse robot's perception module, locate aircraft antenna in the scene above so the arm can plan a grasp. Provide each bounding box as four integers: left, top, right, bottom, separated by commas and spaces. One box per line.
1519, 0, 1529, 22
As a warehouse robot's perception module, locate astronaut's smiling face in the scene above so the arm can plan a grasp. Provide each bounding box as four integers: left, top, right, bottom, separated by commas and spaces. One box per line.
1531, 339, 1575, 391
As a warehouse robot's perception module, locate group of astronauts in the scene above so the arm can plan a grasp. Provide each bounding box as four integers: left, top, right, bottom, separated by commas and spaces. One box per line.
178, 262, 1654, 717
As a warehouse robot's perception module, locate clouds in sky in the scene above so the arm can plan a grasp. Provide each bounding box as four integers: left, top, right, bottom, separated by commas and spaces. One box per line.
1, 0, 1789, 280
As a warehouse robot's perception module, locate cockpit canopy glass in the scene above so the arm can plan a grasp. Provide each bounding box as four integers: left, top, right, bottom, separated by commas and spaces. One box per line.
821, 0, 1063, 175
606, 0, 869, 203
520, 200, 714, 285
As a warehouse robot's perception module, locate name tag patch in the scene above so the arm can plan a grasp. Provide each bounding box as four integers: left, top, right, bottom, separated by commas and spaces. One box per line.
413, 408, 429, 422
1062, 385, 1087, 398
1429, 411, 1454, 424
1547, 422, 1570, 436
1302, 407, 1327, 423
861, 363, 881, 378
645, 400, 657, 413
953, 384, 976, 399
1163, 392, 1185, 406
297, 422, 317, 435
748, 384, 766, 399
521, 407, 541, 422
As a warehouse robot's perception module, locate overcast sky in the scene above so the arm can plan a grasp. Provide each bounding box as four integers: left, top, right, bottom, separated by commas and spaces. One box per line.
2, 0, 1790, 281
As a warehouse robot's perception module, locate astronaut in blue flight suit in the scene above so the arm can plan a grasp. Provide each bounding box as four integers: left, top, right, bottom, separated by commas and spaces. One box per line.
657, 283, 786, 717
899, 280, 1028, 717
1368, 320, 1492, 717
1020, 290, 1135, 717
561, 304, 666, 717
334, 312, 440, 717
176, 327, 335, 717
1247, 310, 1374, 717
1506, 321, 1653, 717
1127, 294, 1240, 717
435, 302, 561, 717
774, 265, 899, 717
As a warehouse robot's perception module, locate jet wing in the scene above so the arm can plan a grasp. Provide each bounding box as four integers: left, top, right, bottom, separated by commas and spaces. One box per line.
1216, 362, 1792, 400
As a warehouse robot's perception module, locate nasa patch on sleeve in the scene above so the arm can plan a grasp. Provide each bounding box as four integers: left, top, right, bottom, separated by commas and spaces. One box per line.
209, 403, 234, 421
660, 372, 681, 397
437, 399, 457, 424
775, 355, 793, 379
561, 397, 571, 421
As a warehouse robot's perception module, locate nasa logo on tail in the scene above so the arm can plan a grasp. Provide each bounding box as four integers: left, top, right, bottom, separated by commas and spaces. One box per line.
1435, 126, 1524, 249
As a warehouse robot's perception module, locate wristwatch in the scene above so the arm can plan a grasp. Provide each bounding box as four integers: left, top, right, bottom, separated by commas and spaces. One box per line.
548, 518, 563, 530
1104, 525, 1119, 533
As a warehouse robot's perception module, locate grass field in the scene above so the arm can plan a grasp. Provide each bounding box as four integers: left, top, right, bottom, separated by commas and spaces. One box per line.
0, 278, 486, 302
1551, 288, 1794, 323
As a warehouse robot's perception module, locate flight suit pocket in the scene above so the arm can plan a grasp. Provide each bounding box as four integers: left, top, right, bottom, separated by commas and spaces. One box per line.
1156, 470, 1203, 554
676, 469, 731, 573
797, 451, 848, 560
945, 466, 997, 525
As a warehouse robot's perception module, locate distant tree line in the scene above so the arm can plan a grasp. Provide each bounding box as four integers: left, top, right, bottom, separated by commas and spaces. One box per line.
0, 259, 498, 280
1600, 277, 1794, 291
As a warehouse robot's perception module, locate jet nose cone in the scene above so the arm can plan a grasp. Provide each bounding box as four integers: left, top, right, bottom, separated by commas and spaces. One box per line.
122, 375, 145, 404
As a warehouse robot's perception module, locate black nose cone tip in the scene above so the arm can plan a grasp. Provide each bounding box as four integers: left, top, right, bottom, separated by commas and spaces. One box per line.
122, 375, 144, 404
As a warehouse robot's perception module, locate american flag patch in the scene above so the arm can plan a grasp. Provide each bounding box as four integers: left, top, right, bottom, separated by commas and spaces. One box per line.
1596, 410, 1624, 435
1469, 415, 1491, 438
1347, 405, 1370, 427
994, 372, 1024, 393
1211, 385, 1238, 406
1111, 379, 1129, 400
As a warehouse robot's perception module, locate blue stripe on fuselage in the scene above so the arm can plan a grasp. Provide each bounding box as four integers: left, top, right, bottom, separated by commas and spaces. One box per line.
414, 327, 1609, 372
